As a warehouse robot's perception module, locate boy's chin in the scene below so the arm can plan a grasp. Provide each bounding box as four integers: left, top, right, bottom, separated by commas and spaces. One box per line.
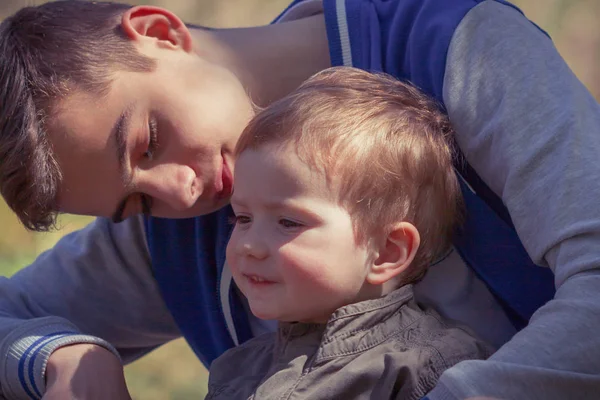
158, 199, 230, 219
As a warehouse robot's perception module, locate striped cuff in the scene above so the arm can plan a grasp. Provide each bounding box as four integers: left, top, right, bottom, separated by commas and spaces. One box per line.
1, 317, 120, 400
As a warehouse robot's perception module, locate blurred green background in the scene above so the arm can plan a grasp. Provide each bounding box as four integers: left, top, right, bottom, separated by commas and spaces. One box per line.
0, 0, 598, 399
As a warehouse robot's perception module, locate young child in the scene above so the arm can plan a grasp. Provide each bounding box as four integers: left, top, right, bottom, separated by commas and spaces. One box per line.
206, 67, 493, 400
0, 2, 595, 399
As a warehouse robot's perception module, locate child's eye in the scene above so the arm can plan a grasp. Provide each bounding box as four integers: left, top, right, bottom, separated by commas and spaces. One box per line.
279, 218, 303, 229
144, 117, 159, 160
231, 215, 252, 225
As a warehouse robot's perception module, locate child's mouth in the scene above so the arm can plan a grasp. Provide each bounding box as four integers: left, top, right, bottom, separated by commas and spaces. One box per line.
244, 274, 276, 285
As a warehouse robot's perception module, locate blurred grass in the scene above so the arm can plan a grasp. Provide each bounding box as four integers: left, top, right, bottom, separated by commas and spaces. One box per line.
0, 0, 598, 399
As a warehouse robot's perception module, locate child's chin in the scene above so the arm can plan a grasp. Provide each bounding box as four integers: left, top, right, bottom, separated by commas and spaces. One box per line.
250, 307, 280, 321
251, 309, 301, 322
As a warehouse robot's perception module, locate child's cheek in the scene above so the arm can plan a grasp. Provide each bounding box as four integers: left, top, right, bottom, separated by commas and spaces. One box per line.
225, 232, 245, 287
225, 233, 240, 266
277, 244, 339, 291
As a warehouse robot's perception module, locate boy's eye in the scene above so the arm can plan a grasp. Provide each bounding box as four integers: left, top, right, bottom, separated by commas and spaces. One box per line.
279, 218, 303, 229
144, 117, 159, 160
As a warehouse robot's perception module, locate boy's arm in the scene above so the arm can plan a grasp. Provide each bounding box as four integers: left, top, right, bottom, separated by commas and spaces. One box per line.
0, 216, 180, 399
429, 1, 600, 399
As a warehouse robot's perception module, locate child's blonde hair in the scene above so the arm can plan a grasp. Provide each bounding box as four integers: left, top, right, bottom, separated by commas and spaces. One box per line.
236, 67, 462, 283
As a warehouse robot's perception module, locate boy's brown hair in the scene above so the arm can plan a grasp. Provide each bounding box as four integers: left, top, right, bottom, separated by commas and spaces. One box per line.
0, 1, 154, 231
236, 67, 461, 282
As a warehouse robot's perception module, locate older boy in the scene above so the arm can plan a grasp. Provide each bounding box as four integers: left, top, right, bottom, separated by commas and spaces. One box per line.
0, 1, 598, 399
206, 67, 492, 399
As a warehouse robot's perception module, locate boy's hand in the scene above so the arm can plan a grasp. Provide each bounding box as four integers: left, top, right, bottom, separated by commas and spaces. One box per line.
43, 344, 132, 400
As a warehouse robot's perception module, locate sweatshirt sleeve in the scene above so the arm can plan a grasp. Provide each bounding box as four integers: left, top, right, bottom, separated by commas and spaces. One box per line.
428, 1, 600, 398
0, 216, 180, 399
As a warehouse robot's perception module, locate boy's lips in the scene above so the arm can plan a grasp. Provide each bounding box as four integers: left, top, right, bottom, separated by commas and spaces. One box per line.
216, 156, 233, 200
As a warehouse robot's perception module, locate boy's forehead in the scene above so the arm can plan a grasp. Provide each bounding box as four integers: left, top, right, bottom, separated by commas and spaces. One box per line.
47, 88, 128, 216
49, 89, 119, 155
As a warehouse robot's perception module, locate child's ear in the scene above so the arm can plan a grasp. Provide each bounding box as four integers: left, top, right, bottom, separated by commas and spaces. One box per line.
366, 222, 420, 286
121, 6, 193, 53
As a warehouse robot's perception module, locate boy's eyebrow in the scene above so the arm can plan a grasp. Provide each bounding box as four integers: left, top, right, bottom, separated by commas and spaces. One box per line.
111, 106, 134, 223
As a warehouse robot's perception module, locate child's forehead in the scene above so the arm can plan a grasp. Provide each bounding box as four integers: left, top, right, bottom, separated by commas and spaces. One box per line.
235, 145, 340, 202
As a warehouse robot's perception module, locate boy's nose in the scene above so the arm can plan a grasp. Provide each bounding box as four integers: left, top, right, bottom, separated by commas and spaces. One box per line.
138, 164, 200, 211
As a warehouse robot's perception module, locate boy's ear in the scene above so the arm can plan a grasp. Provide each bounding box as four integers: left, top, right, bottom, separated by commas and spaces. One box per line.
366, 222, 420, 286
121, 6, 193, 53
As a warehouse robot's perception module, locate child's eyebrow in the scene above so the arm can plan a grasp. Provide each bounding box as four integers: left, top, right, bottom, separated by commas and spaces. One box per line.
231, 196, 323, 221
265, 200, 325, 221
230, 193, 243, 204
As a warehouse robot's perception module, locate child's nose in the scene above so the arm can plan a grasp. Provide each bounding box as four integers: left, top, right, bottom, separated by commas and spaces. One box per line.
238, 235, 268, 260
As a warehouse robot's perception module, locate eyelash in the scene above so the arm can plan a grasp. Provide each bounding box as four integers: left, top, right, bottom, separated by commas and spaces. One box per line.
231, 215, 252, 225
228, 215, 304, 229
140, 117, 158, 216
279, 219, 303, 229
144, 117, 159, 160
